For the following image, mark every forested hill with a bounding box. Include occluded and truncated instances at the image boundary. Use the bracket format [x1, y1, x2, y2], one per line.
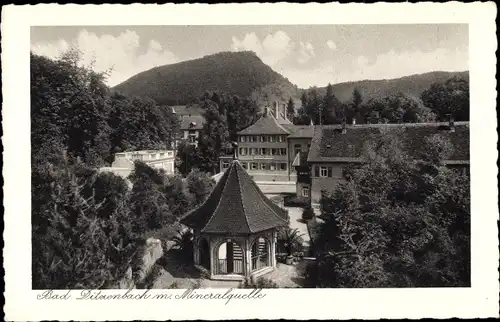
[113, 51, 301, 106]
[315, 71, 469, 103]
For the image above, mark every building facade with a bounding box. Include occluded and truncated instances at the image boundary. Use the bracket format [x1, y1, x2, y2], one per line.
[100, 150, 176, 179]
[305, 121, 470, 205]
[233, 101, 314, 182]
[172, 105, 205, 147]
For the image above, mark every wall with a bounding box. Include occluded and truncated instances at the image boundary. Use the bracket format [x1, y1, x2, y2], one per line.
[310, 163, 346, 205]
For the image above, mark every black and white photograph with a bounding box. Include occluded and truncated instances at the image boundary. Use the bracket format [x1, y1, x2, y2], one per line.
[2, 3, 498, 321]
[29, 23, 472, 289]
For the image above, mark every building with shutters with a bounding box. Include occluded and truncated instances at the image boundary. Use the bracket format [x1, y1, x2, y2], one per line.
[171, 105, 205, 147]
[233, 101, 314, 182]
[180, 160, 289, 281]
[305, 120, 470, 204]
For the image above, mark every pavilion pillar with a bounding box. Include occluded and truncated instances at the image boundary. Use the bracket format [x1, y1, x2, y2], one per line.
[193, 231, 200, 266]
[271, 230, 277, 268]
[244, 237, 252, 277]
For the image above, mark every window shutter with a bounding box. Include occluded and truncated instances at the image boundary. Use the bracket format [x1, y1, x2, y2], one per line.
[314, 165, 319, 177]
[328, 167, 333, 177]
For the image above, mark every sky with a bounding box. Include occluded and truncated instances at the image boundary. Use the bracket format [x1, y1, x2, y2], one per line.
[31, 25, 469, 88]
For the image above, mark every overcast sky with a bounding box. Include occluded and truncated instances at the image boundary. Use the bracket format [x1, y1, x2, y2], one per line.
[31, 25, 468, 88]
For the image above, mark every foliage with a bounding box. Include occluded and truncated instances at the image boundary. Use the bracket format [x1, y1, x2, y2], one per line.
[301, 206, 315, 221]
[277, 227, 305, 256]
[31, 51, 179, 167]
[311, 131, 470, 287]
[240, 276, 279, 288]
[186, 168, 215, 207]
[32, 156, 144, 289]
[421, 76, 470, 121]
[170, 229, 194, 263]
[362, 92, 435, 123]
[286, 97, 296, 121]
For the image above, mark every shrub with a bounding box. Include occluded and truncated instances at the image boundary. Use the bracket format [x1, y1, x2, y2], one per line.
[302, 206, 315, 221]
[240, 276, 279, 288]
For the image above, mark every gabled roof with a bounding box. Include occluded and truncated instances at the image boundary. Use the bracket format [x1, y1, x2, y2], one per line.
[307, 122, 470, 163]
[292, 151, 309, 167]
[237, 111, 291, 135]
[171, 104, 204, 116]
[180, 115, 205, 130]
[283, 124, 315, 138]
[180, 160, 288, 234]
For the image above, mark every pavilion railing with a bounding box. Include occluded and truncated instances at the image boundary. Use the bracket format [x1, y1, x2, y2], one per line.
[216, 259, 244, 275]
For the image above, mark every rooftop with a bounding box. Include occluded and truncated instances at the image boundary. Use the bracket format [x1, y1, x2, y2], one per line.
[180, 115, 205, 130]
[307, 122, 470, 163]
[237, 110, 291, 136]
[181, 160, 288, 234]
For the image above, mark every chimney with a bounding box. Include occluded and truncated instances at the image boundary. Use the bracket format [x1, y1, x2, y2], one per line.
[447, 114, 455, 132]
[342, 118, 347, 134]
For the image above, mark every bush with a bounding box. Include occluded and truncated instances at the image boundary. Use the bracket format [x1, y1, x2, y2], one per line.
[302, 206, 315, 221]
[240, 276, 279, 288]
[284, 195, 309, 207]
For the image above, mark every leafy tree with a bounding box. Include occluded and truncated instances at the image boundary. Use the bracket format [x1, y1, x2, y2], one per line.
[364, 93, 435, 123]
[286, 97, 296, 121]
[197, 101, 231, 174]
[311, 131, 470, 287]
[277, 227, 305, 256]
[186, 168, 215, 207]
[175, 140, 201, 176]
[421, 76, 469, 121]
[170, 229, 194, 262]
[32, 156, 144, 289]
[302, 205, 315, 221]
[129, 161, 174, 231]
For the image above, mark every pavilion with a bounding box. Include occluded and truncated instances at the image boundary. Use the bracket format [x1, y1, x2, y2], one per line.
[180, 160, 289, 281]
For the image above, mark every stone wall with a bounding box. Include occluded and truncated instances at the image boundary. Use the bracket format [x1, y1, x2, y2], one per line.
[116, 237, 164, 289]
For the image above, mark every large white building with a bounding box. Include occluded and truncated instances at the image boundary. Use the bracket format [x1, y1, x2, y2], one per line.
[100, 150, 176, 179]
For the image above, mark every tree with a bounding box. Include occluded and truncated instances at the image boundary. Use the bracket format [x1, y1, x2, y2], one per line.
[175, 140, 201, 176]
[312, 131, 470, 287]
[197, 101, 230, 174]
[32, 156, 144, 289]
[186, 168, 215, 207]
[286, 97, 296, 121]
[421, 76, 469, 121]
[364, 93, 435, 123]
[129, 161, 174, 231]
[322, 83, 344, 124]
[277, 227, 304, 256]
[349, 88, 363, 124]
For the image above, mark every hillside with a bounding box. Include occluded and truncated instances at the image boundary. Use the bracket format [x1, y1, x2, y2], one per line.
[113, 51, 300, 106]
[315, 71, 469, 103]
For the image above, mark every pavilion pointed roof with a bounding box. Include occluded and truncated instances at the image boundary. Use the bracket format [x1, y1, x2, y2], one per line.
[237, 110, 291, 135]
[180, 160, 288, 234]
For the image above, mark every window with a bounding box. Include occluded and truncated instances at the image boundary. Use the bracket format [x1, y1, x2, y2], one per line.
[269, 136, 275, 143]
[262, 148, 268, 155]
[320, 166, 328, 177]
[240, 136, 246, 143]
[302, 187, 309, 197]
[250, 148, 256, 155]
[280, 163, 287, 171]
[269, 148, 275, 156]
[242, 162, 248, 169]
[222, 162, 230, 169]
[251, 162, 258, 170]
[160, 153, 165, 157]
[188, 135, 196, 143]
[270, 163, 276, 171]
[261, 136, 267, 142]
[240, 148, 247, 156]
[278, 136, 284, 142]
[280, 148, 287, 155]
[252, 136, 258, 143]
[261, 163, 268, 170]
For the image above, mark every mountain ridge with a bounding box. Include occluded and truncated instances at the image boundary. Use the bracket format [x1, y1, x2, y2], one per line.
[112, 51, 468, 106]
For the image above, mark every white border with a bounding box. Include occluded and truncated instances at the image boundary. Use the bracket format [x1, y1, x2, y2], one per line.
[2, 3, 498, 320]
